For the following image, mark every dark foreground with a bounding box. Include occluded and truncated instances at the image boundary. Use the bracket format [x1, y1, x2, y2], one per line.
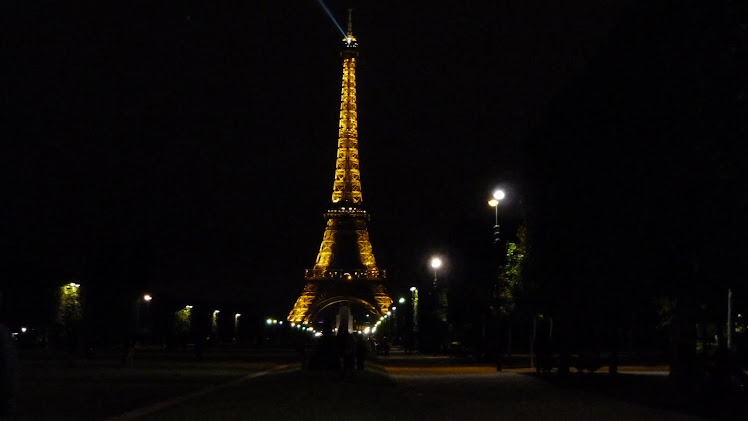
[9, 347, 746, 420]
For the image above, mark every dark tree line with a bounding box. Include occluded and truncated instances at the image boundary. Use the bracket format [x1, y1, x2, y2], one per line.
[521, 0, 747, 380]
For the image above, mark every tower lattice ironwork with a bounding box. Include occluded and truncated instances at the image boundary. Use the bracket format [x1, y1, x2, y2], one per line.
[287, 11, 392, 324]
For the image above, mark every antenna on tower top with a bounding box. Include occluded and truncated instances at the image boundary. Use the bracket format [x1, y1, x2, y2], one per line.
[347, 8, 353, 36]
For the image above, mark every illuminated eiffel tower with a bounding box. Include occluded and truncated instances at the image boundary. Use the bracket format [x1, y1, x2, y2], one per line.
[287, 11, 392, 324]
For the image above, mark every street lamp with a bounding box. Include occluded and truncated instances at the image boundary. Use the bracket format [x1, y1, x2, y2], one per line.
[410, 286, 419, 333]
[488, 188, 509, 370]
[488, 189, 505, 224]
[430, 257, 442, 288]
[234, 313, 241, 343]
[136, 293, 154, 341]
[488, 189, 506, 244]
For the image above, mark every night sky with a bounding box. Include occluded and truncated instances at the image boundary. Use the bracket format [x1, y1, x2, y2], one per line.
[4, 1, 744, 324]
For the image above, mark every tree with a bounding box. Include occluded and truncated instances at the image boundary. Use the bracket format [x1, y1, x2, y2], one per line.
[492, 224, 527, 356]
[496, 225, 527, 317]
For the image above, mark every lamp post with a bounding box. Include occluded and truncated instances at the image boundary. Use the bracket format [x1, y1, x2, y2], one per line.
[390, 306, 397, 339]
[212, 310, 220, 340]
[136, 293, 153, 343]
[488, 188, 506, 370]
[430, 256, 448, 331]
[488, 189, 505, 245]
[430, 257, 442, 288]
[234, 313, 241, 343]
[410, 286, 419, 333]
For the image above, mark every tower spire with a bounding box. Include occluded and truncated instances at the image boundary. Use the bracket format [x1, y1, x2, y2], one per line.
[332, 8, 360, 205]
[347, 8, 353, 37]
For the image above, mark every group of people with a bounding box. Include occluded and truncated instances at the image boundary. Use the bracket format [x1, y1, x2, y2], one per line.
[336, 328, 369, 372]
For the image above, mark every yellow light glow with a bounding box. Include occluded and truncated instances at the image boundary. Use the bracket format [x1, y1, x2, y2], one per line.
[488, 199, 499, 207]
[143, 294, 153, 301]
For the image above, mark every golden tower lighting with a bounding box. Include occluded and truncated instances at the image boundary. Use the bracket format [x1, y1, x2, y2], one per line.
[287, 10, 392, 324]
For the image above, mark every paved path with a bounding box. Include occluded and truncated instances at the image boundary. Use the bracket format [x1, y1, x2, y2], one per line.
[390, 370, 703, 421]
[14, 349, 739, 420]
[125, 364, 706, 420]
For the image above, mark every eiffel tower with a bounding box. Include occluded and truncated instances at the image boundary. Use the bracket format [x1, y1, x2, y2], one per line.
[287, 11, 392, 325]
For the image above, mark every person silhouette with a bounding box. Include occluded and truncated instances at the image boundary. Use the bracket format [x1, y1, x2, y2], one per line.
[0, 301, 19, 421]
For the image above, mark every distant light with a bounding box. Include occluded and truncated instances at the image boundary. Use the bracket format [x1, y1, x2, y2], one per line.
[213, 310, 220, 314]
[235, 313, 241, 318]
[398, 297, 406, 304]
[314, 332, 322, 337]
[387, 311, 391, 315]
[279, 321, 283, 325]
[488, 199, 499, 207]
[21, 327, 27, 333]
[372, 327, 377, 333]
[266, 319, 272, 325]
[493, 189, 506, 200]
[430, 257, 442, 269]
[143, 294, 153, 302]
[410, 287, 416, 292]
[391, 307, 397, 311]
[364, 327, 371, 334]
[291, 322, 296, 327]
[186, 305, 193, 309]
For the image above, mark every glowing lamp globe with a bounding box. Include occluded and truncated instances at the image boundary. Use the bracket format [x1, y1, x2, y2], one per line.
[430, 257, 443, 269]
